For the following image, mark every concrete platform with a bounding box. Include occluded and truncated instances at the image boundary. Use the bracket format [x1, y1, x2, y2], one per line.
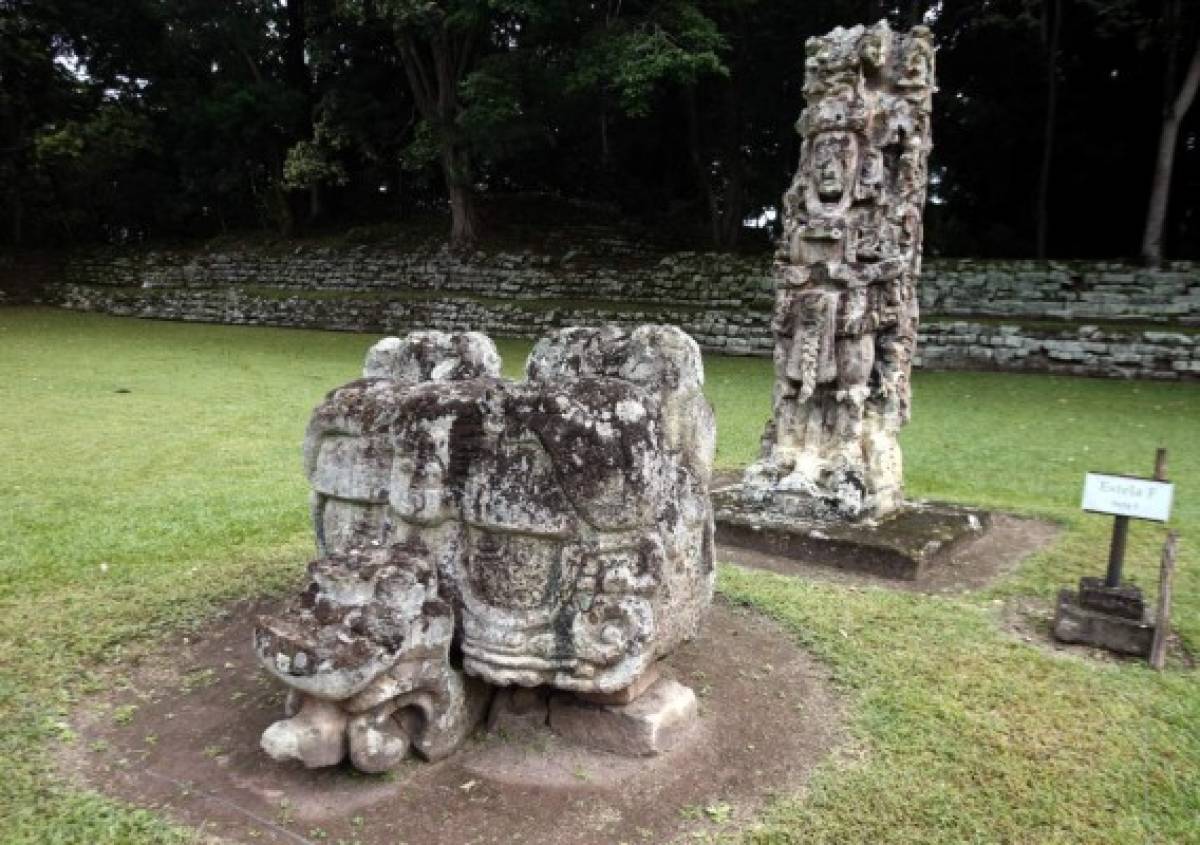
[714, 487, 990, 581]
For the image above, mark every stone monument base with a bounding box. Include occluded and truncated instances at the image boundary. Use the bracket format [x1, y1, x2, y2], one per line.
[713, 486, 989, 581]
[548, 678, 698, 756]
[1052, 579, 1154, 657]
[486, 673, 699, 757]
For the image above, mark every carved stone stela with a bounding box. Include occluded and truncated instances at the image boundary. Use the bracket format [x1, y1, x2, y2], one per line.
[254, 327, 715, 771]
[740, 21, 935, 521]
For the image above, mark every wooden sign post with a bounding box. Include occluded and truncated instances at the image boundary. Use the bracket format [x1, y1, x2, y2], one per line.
[1055, 447, 1177, 659]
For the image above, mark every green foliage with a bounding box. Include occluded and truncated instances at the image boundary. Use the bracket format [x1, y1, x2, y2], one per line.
[283, 115, 353, 191]
[567, 1, 728, 117]
[1, 1, 1199, 253]
[32, 125, 85, 161]
[283, 139, 347, 189]
[399, 119, 445, 171]
[459, 53, 554, 157]
[371, 0, 484, 28]
[34, 105, 157, 172]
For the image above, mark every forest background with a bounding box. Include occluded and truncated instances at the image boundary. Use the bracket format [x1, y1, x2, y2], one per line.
[2, 0, 1197, 263]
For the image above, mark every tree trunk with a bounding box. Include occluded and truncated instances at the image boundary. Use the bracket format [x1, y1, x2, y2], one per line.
[600, 1, 618, 170]
[397, 21, 484, 250]
[907, 0, 928, 27]
[285, 0, 309, 98]
[444, 144, 480, 248]
[718, 162, 746, 247]
[1035, 0, 1062, 259]
[600, 110, 611, 168]
[262, 149, 296, 236]
[716, 71, 748, 249]
[286, 0, 316, 228]
[8, 188, 22, 247]
[685, 77, 747, 249]
[683, 86, 717, 243]
[1141, 25, 1200, 266]
[269, 178, 296, 237]
[309, 184, 323, 223]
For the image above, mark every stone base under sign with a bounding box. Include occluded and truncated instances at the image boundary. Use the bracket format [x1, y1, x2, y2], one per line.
[1076, 576, 1147, 619]
[713, 488, 989, 581]
[1052, 580, 1155, 657]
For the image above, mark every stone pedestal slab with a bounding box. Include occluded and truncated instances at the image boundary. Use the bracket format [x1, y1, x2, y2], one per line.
[486, 686, 550, 734]
[548, 678, 698, 756]
[714, 487, 988, 580]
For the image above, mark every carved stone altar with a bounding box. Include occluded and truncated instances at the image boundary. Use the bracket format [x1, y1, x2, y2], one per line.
[734, 20, 935, 522]
[254, 327, 715, 771]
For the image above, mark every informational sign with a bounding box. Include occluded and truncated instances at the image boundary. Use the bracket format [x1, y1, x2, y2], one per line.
[1081, 473, 1174, 523]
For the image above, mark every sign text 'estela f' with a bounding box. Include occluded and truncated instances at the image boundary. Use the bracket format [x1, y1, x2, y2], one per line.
[1081, 473, 1174, 523]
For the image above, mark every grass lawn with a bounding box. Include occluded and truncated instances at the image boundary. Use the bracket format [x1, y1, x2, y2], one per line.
[1, 306, 1198, 843]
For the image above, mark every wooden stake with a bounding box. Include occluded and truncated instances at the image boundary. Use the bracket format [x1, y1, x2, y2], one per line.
[1154, 447, 1168, 482]
[1106, 449, 1169, 589]
[1149, 531, 1179, 670]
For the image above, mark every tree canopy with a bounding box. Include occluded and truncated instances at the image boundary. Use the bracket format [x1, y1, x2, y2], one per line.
[1, 0, 1197, 259]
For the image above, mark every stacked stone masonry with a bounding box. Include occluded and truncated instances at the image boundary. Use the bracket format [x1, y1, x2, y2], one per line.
[38, 244, 1200, 380]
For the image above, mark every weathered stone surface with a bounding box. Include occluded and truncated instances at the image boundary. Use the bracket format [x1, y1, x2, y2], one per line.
[362, 331, 500, 384]
[739, 20, 936, 521]
[53, 237, 1200, 329]
[256, 325, 715, 771]
[347, 708, 420, 773]
[53, 248, 1200, 328]
[714, 24, 955, 587]
[260, 697, 349, 769]
[576, 664, 661, 706]
[49, 246, 1200, 380]
[714, 498, 987, 580]
[548, 678, 698, 756]
[1076, 577, 1147, 620]
[255, 545, 491, 769]
[1052, 589, 1154, 657]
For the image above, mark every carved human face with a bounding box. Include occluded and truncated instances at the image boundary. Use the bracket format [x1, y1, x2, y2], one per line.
[901, 39, 933, 88]
[858, 149, 883, 192]
[812, 135, 853, 203]
[858, 31, 887, 70]
[817, 160, 843, 201]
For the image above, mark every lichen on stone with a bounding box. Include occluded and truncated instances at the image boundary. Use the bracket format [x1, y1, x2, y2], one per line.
[254, 325, 715, 771]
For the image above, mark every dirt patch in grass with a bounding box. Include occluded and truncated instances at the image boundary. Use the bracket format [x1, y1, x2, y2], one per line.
[717, 511, 1061, 595]
[61, 598, 845, 845]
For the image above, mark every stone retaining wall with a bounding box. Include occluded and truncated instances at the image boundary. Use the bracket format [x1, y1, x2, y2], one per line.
[917, 321, 1199, 380]
[60, 245, 777, 311]
[56, 285, 776, 356]
[58, 247, 1200, 324]
[33, 243, 1200, 380]
[55, 284, 1200, 380]
[922, 259, 1200, 324]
